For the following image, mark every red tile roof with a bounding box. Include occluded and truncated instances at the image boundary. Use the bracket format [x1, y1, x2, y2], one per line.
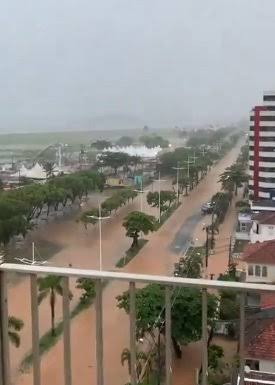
[261, 293, 275, 310]
[253, 211, 275, 225]
[246, 319, 275, 361]
[242, 240, 275, 264]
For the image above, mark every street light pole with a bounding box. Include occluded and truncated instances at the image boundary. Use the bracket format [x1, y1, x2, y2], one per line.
[87, 203, 110, 271]
[134, 178, 149, 212]
[172, 162, 184, 202]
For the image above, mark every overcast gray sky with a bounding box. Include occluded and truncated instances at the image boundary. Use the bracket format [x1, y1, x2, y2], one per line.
[1, 0, 275, 132]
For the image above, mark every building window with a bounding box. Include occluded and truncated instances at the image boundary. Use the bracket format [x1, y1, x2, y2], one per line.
[255, 265, 261, 276]
[246, 359, 260, 371]
[240, 223, 248, 232]
[248, 265, 254, 276]
[262, 266, 268, 277]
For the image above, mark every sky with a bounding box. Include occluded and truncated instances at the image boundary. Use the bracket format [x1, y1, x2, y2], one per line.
[1, 0, 275, 132]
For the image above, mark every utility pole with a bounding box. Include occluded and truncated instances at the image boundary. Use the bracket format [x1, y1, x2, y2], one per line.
[184, 156, 195, 179]
[87, 203, 110, 271]
[153, 172, 166, 223]
[172, 162, 184, 202]
[228, 236, 232, 267]
[205, 226, 209, 269]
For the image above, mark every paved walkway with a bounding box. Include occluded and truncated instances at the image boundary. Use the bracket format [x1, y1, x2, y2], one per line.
[12, 143, 242, 385]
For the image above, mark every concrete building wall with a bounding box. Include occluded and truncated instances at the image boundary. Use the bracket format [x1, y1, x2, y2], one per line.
[260, 359, 275, 373]
[250, 223, 275, 243]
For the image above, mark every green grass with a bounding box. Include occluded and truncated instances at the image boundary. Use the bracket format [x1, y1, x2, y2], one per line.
[186, 245, 206, 258]
[155, 202, 181, 229]
[116, 239, 148, 268]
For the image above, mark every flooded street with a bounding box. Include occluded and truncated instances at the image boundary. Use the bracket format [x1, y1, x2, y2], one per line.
[10, 143, 242, 385]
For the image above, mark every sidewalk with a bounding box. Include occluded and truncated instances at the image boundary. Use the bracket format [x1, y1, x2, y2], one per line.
[171, 194, 241, 385]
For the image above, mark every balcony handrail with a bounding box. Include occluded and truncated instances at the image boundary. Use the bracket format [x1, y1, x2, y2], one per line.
[1, 262, 275, 293]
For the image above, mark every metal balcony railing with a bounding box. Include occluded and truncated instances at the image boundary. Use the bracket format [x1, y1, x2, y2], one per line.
[0, 263, 275, 385]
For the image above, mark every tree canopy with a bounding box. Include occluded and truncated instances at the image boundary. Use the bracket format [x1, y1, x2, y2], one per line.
[91, 140, 112, 150]
[116, 136, 134, 147]
[123, 211, 156, 248]
[147, 191, 176, 215]
[97, 151, 131, 174]
[0, 170, 105, 246]
[139, 135, 169, 148]
[117, 284, 218, 349]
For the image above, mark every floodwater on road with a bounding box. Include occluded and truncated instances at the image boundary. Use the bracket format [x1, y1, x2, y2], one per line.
[170, 210, 202, 255]
[7, 142, 243, 385]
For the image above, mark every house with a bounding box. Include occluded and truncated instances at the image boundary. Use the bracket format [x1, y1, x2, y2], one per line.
[235, 212, 252, 241]
[242, 240, 275, 283]
[235, 308, 275, 384]
[251, 212, 275, 243]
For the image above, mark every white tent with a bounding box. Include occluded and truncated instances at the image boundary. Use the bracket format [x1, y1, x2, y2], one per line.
[102, 145, 162, 158]
[26, 163, 47, 179]
[11, 165, 29, 178]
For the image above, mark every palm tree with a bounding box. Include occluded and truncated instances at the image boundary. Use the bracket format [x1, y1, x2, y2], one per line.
[121, 347, 155, 384]
[43, 161, 55, 179]
[121, 347, 131, 377]
[8, 316, 24, 347]
[37, 275, 65, 336]
[219, 163, 248, 196]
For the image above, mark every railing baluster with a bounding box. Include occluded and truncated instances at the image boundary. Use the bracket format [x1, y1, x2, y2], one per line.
[0, 317, 3, 385]
[95, 280, 104, 385]
[239, 292, 246, 385]
[30, 274, 40, 385]
[129, 282, 137, 385]
[201, 288, 208, 385]
[62, 277, 72, 385]
[0, 272, 10, 385]
[165, 286, 172, 385]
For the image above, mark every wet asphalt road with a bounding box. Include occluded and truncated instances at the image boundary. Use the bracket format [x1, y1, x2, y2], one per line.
[169, 210, 203, 255]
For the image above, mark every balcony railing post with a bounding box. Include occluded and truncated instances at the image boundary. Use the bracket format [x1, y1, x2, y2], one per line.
[30, 274, 40, 385]
[0, 271, 10, 385]
[95, 280, 104, 385]
[201, 288, 208, 385]
[62, 277, 72, 385]
[129, 282, 137, 385]
[165, 286, 172, 385]
[239, 292, 246, 385]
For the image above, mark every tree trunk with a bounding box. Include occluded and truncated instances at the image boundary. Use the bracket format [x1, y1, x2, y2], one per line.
[131, 233, 139, 249]
[185, 185, 188, 196]
[50, 290, 56, 336]
[172, 336, 182, 358]
[157, 331, 161, 385]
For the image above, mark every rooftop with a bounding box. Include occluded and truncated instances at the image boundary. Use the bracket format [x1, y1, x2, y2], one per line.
[253, 211, 275, 225]
[261, 293, 275, 310]
[246, 318, 275, 361]
[242, 240, 275, 264]
[251, 200, 275, 212]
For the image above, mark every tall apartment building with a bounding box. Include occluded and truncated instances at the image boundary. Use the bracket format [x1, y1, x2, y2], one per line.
[249, 91, 275, 207]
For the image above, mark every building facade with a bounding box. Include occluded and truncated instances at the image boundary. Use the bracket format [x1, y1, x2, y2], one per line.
[249, 91, 275, 201]
[242, 240, 275, 283]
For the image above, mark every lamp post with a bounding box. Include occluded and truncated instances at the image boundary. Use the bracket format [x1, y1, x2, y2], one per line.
[134, 178, 149, 212]
[87, 204, 110, 271]
[153, 172, 166, 223]
[172, 162, 184, 202]
[184, 156, 195, 192]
